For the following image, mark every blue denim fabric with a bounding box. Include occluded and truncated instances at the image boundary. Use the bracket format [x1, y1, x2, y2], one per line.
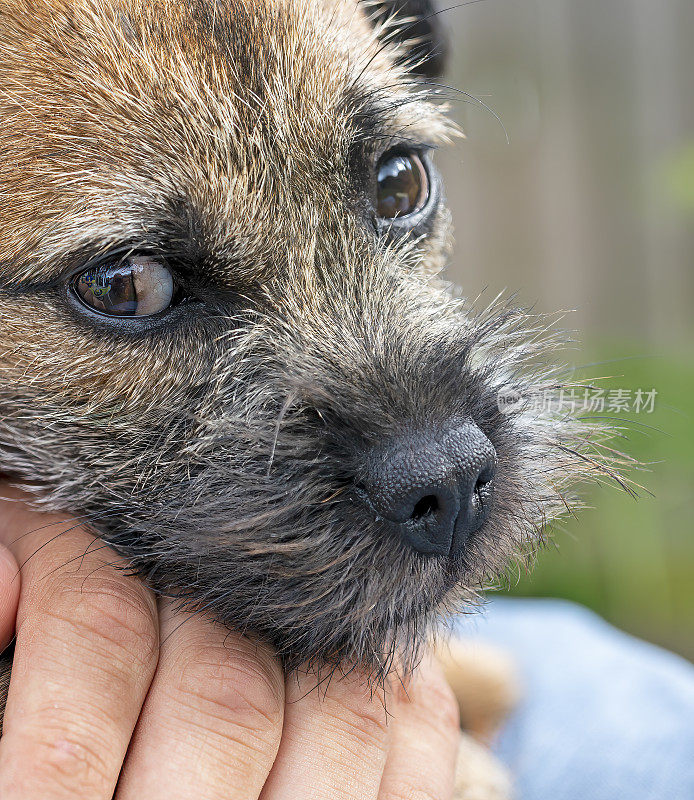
[455, 598, 694, 800]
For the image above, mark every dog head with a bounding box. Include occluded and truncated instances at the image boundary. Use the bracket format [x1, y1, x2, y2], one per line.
[0, 0, 618, 676]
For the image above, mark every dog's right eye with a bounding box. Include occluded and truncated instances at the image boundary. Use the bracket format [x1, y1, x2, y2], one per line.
[375, 150, 429, 219]
[73, 257, 176, 317]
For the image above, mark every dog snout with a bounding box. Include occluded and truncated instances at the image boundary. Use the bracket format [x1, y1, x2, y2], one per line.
[362, 421, 497, 558]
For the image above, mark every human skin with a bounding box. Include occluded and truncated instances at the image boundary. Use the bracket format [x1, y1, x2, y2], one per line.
[0, 485, 461, 800]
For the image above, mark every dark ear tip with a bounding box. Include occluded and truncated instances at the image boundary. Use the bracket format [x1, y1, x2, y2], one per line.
[364, 0, 450, 79]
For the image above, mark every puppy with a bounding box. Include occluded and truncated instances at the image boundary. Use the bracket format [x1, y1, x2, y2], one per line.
[0, 0, 621, 795]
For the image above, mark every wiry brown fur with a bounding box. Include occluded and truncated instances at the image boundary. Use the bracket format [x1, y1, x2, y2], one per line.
[0, 0, 625, 696]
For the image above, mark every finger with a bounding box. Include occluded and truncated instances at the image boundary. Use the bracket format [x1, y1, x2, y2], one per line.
[378, 655, 460, 800]
[260, 664, 392, 800]
[0, 544, 20, 651]
[116, 598, 285, 800]
[0, 488, 159, 800]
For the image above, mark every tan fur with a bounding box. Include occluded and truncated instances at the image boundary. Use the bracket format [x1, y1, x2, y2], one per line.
[438, 638, 518, 800]
[0, 0, 454, 411]
[454, 731, 514, 800]
[439, 638, 521, 742]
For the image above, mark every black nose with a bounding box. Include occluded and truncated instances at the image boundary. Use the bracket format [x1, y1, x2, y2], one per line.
[363, 422, 497, 558]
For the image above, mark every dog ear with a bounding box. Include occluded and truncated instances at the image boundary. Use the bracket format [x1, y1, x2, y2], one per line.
[363, 0, 449, 79]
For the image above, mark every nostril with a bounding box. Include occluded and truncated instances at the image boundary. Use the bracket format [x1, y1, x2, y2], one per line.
[475, 475, 490, 493]
[475, 460, 496, 491]
[411, 494, 440, 521]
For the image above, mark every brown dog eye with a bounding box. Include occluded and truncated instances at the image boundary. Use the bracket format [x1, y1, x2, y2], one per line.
[375, 151, 429, 219]
[75, 257, 175, 317]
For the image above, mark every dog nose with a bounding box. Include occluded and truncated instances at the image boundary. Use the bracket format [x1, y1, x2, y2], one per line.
[364, 422, 497, 558]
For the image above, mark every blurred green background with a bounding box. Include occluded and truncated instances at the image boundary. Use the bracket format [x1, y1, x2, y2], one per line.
[438, 0, 694, 659]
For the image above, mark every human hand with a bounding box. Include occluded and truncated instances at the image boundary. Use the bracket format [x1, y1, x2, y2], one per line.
[0, 485, 461, 799]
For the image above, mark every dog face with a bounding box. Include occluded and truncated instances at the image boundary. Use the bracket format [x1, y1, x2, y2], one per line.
[0, 0, 614, 675]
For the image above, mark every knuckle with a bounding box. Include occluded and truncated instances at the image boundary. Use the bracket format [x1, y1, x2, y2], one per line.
[173, 637, 284, 732]
[40, 572, 158, 669]
[19, 721, 113, 797]
[323, 681, 390, 751]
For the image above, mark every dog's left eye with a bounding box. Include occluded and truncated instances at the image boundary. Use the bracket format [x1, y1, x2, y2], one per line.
[74, 257, 175, 317]
[375, 150, 429, 219]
